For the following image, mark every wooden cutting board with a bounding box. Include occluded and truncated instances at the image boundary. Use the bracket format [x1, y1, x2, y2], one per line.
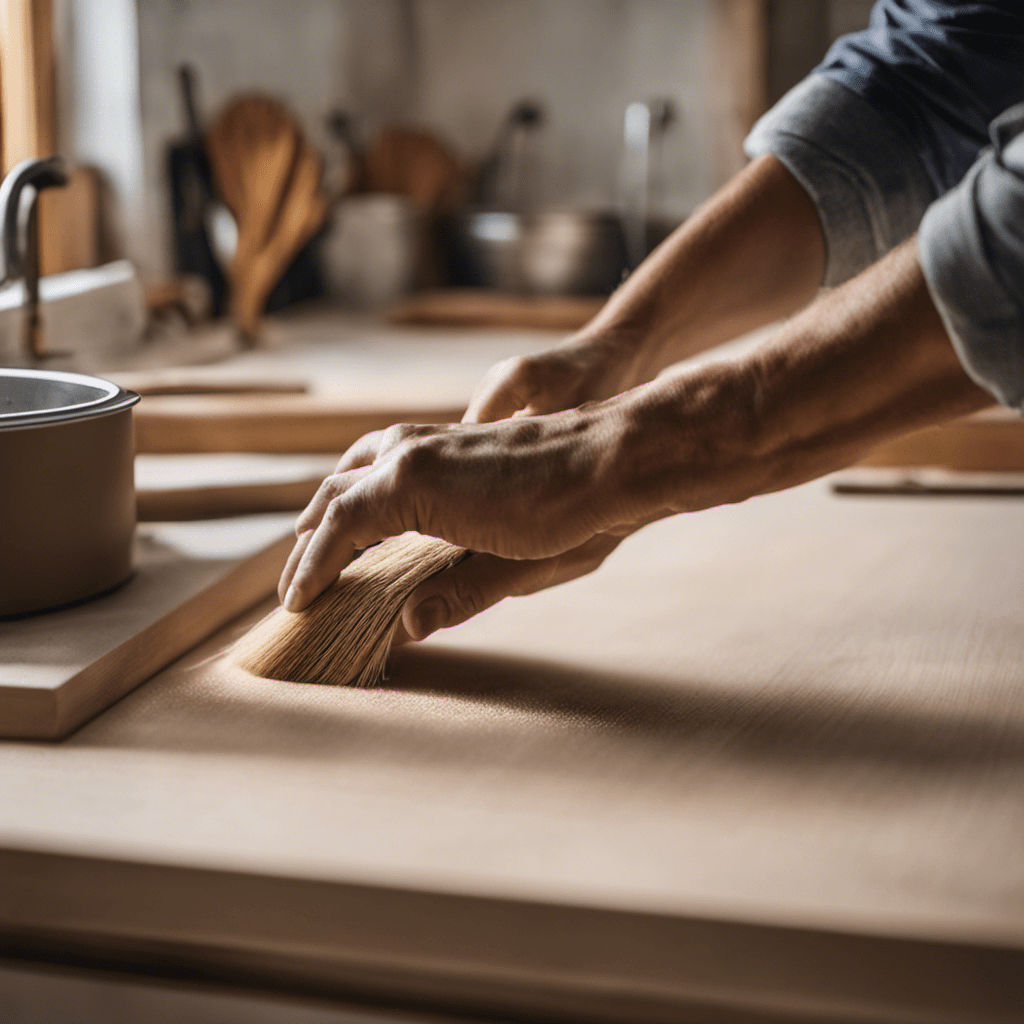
[0, 518, 293, 740]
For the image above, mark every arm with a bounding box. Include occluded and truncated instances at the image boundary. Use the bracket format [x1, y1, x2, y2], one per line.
[467, 154, 824, 422]
[279, 239, 990, 630]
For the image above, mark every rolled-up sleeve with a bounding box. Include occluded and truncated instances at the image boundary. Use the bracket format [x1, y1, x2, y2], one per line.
[745, 75, 936, 287]
[744, 0, 1024, 287]
[919, 106, 1024, 410]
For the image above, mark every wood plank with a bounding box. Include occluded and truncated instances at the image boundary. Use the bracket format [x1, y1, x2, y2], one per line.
[858, 406, 1024, 472]
[133, 393, 465, 454]
[2, 483, 1022, 1020]
[0, 520, 293, 740]
[710, 0, 769, 184]
[388, 290, 605, 332]
[0, 0, 55, 172]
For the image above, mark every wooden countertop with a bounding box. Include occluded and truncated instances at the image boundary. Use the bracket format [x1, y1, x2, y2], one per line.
[3, 480, 1023, 1023]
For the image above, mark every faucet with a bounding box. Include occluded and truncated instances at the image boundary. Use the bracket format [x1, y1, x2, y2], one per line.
[0, 156, 69, 361]
[621, 99, 676, 269]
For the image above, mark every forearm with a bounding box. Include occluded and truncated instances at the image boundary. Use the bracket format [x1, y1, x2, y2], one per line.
[578, 154, 826, 388]
[606, 238, 992, 520]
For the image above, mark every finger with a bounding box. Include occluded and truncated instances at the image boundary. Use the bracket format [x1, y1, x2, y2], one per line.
[284, 481, 402, 612]
[333, 430, 385, 474]
[464, 357, 538, 424]
[402, 553, 560, 640]
[294, 466, 372, 536]
[278, 528, 314, 603]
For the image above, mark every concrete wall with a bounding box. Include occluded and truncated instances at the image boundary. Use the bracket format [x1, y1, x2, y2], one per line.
[74, 0, 874, 276]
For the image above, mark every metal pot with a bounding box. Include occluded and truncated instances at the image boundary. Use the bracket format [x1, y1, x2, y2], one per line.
[441, 210, 629, 295]
[0, 368, 139, 617]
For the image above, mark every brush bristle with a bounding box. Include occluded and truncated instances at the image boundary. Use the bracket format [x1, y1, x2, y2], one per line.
[231, 533, 465, 685]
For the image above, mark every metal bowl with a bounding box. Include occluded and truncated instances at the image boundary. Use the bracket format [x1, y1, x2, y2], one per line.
[0, 368, 140, 617]
[440, 210, 630, 295]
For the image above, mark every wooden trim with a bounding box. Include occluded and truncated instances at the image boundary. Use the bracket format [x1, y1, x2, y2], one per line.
[709, 0, 770, 185]
[0, 0, 55, 171]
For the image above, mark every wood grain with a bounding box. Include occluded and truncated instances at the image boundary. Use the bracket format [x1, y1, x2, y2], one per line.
[0, 524, 293, 740]
[2, 483, 1022, 1020]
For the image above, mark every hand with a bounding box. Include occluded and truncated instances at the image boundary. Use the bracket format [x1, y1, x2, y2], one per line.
[278, 403, 647, 614]
[466, 330, 642, 422]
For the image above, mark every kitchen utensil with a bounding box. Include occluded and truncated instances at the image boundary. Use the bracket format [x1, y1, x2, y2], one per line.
[233, 138, 327, 337]
[362, 126, 463, 209]
[471, 99, 545, 210]
[0, 520, 293, 739]
[621, 98, 676, 267]
[206, 95, 328, 340]
[521, 211, 630, 294]
[442, 209, 629, 295]
[0, 367, 139, 618]
[321, 193, 425, 307]
[0, 156, 69, 359]
[166, 65, 230, 315]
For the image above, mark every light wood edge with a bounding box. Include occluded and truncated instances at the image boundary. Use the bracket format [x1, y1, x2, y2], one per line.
[136, 476, 324, 521]
[858, 408, 1024, 473]
[709, 0, 769, 185]
[1, 850, 1021, 1024]
[1, 533, 293, 741]
[133, 401, 466, 454]
[0, 0, 55, 172]
[388, 291, 605, 332]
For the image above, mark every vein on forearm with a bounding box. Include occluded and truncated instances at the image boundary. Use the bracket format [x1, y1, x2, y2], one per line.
[610, 238, 992, 520]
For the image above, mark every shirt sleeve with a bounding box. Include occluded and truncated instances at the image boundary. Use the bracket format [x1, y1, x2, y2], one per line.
[919, 105, 1024, 411]
[744, 0, 1024, 287]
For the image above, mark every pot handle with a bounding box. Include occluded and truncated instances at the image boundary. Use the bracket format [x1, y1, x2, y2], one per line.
[0, 156, 68, 284]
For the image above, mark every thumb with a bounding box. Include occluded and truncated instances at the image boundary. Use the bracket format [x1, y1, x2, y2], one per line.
[465, 356, 540, 424]
[402, 553, 557, 640]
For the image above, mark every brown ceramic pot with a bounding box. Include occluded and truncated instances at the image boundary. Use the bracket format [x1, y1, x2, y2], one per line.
[1, 368, 140, 617]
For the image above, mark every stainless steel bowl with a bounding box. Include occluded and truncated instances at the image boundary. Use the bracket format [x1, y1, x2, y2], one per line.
[1, 368, 140, 617]
[441, 210, 630, 295]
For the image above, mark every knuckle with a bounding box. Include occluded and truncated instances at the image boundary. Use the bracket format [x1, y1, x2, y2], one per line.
[451, 572, 487, 617]
[506, 355, 538, 386]
[322, 495, 347, 526]
[391, 439, 434, 484]
[380, 423, 413, 449]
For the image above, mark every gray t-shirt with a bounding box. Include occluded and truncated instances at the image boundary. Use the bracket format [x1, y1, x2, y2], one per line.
[744, 0, 1024, 409]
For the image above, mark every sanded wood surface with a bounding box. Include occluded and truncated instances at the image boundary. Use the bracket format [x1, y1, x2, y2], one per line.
[133, 393, 466, 454]
[0, 518, 293, 739]
[2, 483, 1023, 1021]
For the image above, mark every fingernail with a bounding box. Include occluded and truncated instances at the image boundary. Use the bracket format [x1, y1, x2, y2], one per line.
[283, 584, 302, 612]
[412, 596, 449, 638]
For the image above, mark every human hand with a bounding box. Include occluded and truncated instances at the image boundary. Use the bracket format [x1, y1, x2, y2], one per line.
[465, 329, 642, 422]
[278, 403, 648, 614]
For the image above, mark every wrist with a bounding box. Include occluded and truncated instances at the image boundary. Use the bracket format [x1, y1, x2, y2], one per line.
[600, 359, 768, 523]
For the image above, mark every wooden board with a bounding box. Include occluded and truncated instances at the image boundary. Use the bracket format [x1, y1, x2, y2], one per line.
[0, 518, 293, 740]
[388, 290, 606, 331]
[833, 466, 1024, 496]
[134, 454, 336, 521]
[858, 406, 1024, 472]
[2, 483, 1023, 1022]
[133, 393, 466, 454]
